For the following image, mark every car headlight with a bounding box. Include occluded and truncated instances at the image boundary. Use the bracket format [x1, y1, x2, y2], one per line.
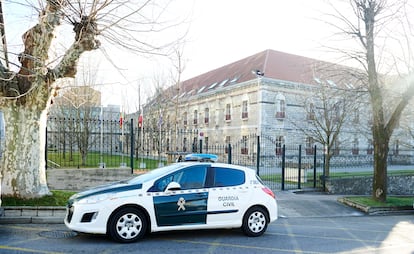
[77, 193, 115, 204]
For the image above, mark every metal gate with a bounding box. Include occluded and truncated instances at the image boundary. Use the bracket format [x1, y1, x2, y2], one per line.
[228, 134, 324, 191]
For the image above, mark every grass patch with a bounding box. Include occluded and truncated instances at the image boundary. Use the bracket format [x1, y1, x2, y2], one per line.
[47, 151, 161, 169]
[345, 196, 413, 207]
[329, 170, 414, 178]
[1, 190, 76, 207]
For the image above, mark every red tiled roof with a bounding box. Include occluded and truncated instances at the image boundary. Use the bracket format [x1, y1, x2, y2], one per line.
[166, 49, 364, 100]
[179, 49, 339, 94]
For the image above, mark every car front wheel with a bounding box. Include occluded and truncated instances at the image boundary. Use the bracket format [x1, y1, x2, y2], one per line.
[108, 207, 147, 243]
[242, 207, 269, 237]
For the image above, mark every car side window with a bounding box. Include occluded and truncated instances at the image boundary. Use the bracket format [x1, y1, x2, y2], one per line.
[148, 165, 207, 192]
[178, 166, 207, 190]
[213, 167, 245, 187]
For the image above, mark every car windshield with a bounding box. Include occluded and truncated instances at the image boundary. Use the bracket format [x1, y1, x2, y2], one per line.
[127, 164, 185, 185]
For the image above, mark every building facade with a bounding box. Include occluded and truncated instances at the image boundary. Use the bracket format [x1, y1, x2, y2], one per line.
[142, 49, 412, 160]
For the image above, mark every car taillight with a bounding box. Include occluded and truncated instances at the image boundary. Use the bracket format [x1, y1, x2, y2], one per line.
[262, 187, 275, 199]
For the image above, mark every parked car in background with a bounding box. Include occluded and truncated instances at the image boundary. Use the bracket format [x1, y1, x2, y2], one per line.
[65, 154, 278, 243]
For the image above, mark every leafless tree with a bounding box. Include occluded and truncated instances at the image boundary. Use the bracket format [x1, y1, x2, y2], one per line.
[293, 81, 362, 179]
[0, 0, 184, 200]
[325, 0, 414, 202]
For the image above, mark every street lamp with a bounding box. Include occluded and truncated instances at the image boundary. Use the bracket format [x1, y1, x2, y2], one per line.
[252, 70, 264, 136]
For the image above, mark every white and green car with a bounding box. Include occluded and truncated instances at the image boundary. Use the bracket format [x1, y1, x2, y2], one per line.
[64, 154, 278, 243]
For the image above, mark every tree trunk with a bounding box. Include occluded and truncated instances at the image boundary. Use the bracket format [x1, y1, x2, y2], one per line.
[372, 128, 388, 202]
[1, 103, 51, 198]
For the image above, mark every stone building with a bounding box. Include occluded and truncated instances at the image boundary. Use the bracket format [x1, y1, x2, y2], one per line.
[142, 49, 413, 159]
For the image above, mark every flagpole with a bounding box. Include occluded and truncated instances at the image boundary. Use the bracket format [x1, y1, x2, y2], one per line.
[158, 108, 162, 167]
[120, 107, 125, 168]
[99, 105, 104, 168]
[138, 84, 145, 169]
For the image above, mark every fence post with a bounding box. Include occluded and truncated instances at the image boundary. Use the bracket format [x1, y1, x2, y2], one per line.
[281, 144, 285, 190]
[313, 145, 317, 188]
[298, 144, 302, 189]
[256, 135, 260, 176]
[322, 148, 326, 191]
[227, 144, 232, 164]
[130, 119, 134, 174]
[45, 128, 48, 170]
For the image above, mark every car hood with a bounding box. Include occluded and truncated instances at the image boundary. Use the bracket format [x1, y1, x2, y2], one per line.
[67, 180, 143, 206]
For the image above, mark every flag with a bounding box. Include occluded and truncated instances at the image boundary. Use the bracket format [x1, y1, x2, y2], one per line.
[119, 112, 123, 129]
[138, 114, 143, 128]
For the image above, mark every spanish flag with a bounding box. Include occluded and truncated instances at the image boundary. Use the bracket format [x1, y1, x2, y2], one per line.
[138, 114, 143, 128]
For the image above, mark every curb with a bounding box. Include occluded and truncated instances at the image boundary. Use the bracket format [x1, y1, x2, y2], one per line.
[0, 206, 65, 224]
[338, 197, 414, 215]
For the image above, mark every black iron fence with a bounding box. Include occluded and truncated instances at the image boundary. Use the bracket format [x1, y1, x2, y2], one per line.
[46, 118, 414, 191]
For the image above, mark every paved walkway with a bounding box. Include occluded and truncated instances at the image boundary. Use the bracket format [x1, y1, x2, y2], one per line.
[275, 190, 365, 218]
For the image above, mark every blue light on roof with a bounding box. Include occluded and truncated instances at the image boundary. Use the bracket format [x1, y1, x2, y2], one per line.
[184, 153, 218, 162]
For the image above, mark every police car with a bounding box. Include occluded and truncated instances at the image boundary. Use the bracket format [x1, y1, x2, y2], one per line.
[64, 154, 278, 243]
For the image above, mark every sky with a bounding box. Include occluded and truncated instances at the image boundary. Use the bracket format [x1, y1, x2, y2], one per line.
[2, 0, 350, 113]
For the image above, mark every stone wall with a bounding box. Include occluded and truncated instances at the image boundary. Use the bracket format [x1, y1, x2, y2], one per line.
[326, 175, 414, 195]
[46, 168, 133, 191]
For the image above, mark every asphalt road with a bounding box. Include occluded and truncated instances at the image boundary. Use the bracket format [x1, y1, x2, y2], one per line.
[1, 191, 413, 253]
[1, 215, 414, 254]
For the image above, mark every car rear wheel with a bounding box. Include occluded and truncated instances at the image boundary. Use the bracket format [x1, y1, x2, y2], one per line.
[108, 207, 147, 243]
[242, 207, 268, 237]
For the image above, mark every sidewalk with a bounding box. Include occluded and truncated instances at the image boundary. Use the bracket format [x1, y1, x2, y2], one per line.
[275, 190, 365, 218]
[1, 191, 412, 224]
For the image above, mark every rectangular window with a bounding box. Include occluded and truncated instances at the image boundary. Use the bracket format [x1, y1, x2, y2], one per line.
[241, 135, 248, 154]
[353, 110, 359, 124]
[352, 138, 359, 155]
[393, 140, 399, 155]
[242, 100, 248, 119]
[367, 139, 373, 154]
[305, 137, 314, 155]
[225, 136, 231, 154]
[204, 108, 209, 124]
[307, 103, 315, 120]
[333, 140, 340, 155]
[276, 99, 286, 119]
[193, 110, 198, 125]
[183, 112, 187, 126]
[275, 136, 284, 155]
[225, 104, 231, 121]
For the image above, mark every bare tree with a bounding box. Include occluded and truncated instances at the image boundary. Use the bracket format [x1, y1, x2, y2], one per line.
[0, 0, 183, 200]
[325, 0, 414, 202]
[50, 84, 101, 166]
[292, 81, 361, 179]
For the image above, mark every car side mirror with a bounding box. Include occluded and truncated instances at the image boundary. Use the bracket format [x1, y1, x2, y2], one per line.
[165, 182, 181, 192]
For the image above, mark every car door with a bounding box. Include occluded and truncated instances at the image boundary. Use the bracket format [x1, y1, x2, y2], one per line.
[206, 167, 247, 225]
[151, 165, 209, 227]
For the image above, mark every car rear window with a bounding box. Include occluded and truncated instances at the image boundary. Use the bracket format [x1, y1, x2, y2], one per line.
[213, 167, 245, 187]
